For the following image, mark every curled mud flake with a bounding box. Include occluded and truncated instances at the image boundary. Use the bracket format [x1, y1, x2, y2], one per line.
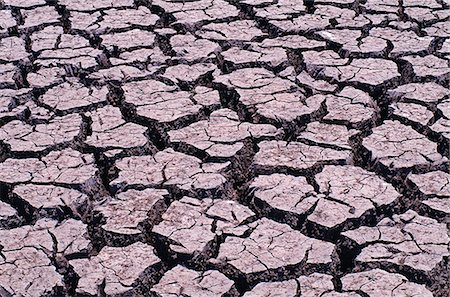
[322, 87, 378, 129]
[103, 149, 124, 159]
[0, 88, 33, 122]
[88, 65, 160, 83]
[251, 165, 400, 234]
[101, 29, 156, 52]
[250, 174, 320, 225]
[29, 26, 64, 51]
[152, 197, 254, 256]
[408, 171, 450, 198]
[151, 265, 236, 297]
[221, 45, 289, 69]
[438, 39, 450, 56]
[437, 99, 450, 115]
[350, 36, 388, 57]
[401, 55, 450, 79]
[0, 218, 91, 256]
[390, 102, 434, 126]
[192, 86, 222, 107]
[27, 67, 66, 89]
[109, 47, 168, 66]
[342, 210, 449, 295]
[362, 120, 447, 171]
[388, 20, 418, 30]
[95, 188, 169, 236]
[30, 26, 90, 52]
[430, 118, 450, 143]
[153, 0, 239, 26]
[85, 106, 150, 151]
[206, 199, 256, 235]
[210, 218, 335, 282]
[368, 27, 433, 57]
[31, 28, 102, 69]
[322, 58, 400, 87]
[0, 37, 28, 62]
[322, 292, 361, 297]
[123, 80, 220, 125]
[3, 0, 46, 7]
[269, 13, 328, 33]
[58, 0, 134, 11]
[403, 0, 442, 8]
[425, 20, 450, 37]
[420, 198, 450, 222]
[168, 109, 280, 158]
[0, 114, 82, 153]
[404, 6, 450, 23]
[69, 11, 102, 31]
[308, 165, 400, 230]
[0, 149, 102, 196]
[0, 201, 20, 228]
[243, 279, 299, 297]
[214, 68, 324, 123]
[303, 50, 349, 69]
[407, 171, 450, 221]
[170, 33, 220, 62]
[19, 6, 60, 29]
[316, 0, 357, 4]
[0, 247, 65, 297]
[85, 7, 159, 32]
[318, 29, 387, 57]
[36, 47, 103, 69]
[196, 20, 266, 42]
[0, 64, 17, 87]
[253, 0, 306, 20]
[299, 273, 347, 297]
[387, 82, 450, 106]
[298, 122, 360, 150]
[214, 67, 292, 90]
[70, 242, 161, 296]
[270, 5, 370, 33]
[239, 0, 280, 4]
[12, 184, 90, 218]
[0, 158, 45, 184]
[110, 149, 228, 196]
[362, 0, 399, 13]
[296, 71, 338, 93]
[244, 91, 322, 123]
[0, 10, 16, 35]
[39, 80, 108, 113]
[243, 273, 335, 297]
[22, 102, 54, 121]
[36, 149, 100, 185]
[154, 28, 177, 36]
[341, 269, 433, 297]
[162, 63, 217, 84]
[259, 35, 326, 51]
[252, 140, 351, 174]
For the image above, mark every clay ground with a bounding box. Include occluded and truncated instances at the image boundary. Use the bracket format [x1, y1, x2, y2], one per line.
[0, 0, 449, 296]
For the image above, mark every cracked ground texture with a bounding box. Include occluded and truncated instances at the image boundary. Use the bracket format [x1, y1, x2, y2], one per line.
[0, 0, 448, 296]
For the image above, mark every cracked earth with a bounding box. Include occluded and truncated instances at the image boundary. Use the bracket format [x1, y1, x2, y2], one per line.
[0, 0, 449, 296]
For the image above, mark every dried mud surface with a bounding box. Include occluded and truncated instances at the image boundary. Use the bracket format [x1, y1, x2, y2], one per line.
[0, 0, 449, 296]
